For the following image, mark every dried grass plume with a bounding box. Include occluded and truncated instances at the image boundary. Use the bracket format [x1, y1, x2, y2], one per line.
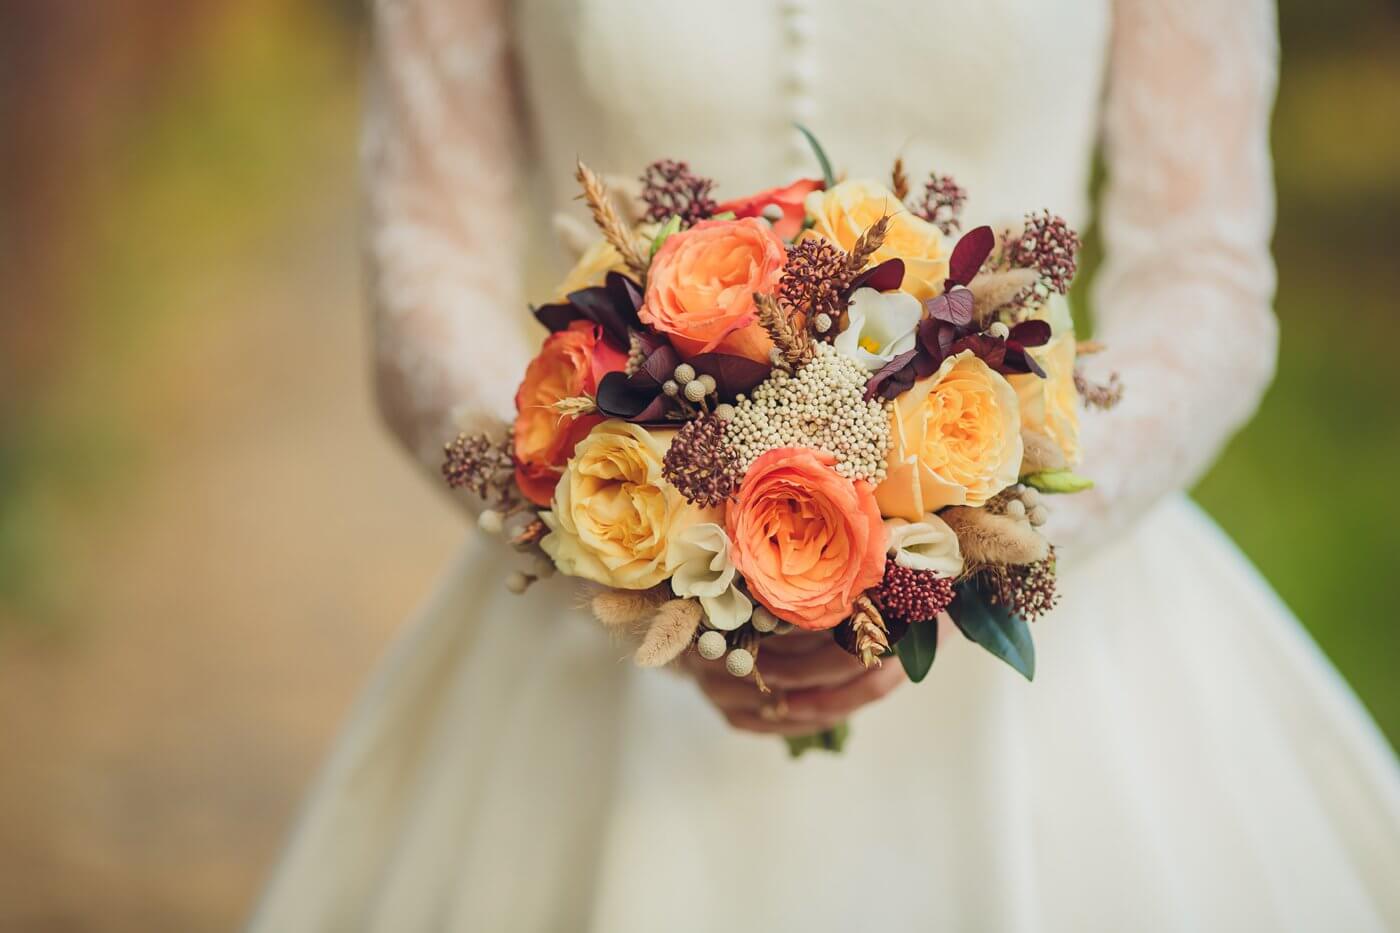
[634, 598, 704, 667]
[591, 585, 671, 633]
[942, 505, 1050, 567]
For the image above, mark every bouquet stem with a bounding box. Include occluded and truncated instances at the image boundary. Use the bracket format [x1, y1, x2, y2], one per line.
[783, 721, 849, 757]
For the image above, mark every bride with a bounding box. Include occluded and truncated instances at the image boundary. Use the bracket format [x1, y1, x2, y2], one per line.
[251, 0, 1400, 929]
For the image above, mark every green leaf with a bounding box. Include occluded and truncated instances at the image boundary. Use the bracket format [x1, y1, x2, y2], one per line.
[950, 581, 1036, 681]
[710, 210, 736, 221]
[649, 214, 683, 256]
[784, 722, 850, 757]
[793, 123, 837, 188]
[893, 620, 938, 683]
[1022, 469, 1095, 494]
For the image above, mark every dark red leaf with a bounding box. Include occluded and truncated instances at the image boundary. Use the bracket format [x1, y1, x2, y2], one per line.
[1008, 319, 1051, 347]
[534, 272, 644, 353]
[946, 225, 995, 287]
[688, 352, 771, 398]
[596, 371, 655, 419]
[952, 334, 1006, 370]
[864, 348, 921, 400]
[847, 258, 905, 295]
[637, 343, 681, 388]
[913, 351, 940, 378]
[1002, 345, 1047, 377]
[924, 289, 974, 327]
[532, 300, 578, 334]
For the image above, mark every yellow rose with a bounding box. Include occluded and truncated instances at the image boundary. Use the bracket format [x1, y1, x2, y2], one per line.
[550, 238, 629, 302]
[1011, 332, 1081, 467]
[541, 421, 716, 589]
[875, 351, 1023, 521]
[804, 180, 948, 301]
[549, 223, 656, 302]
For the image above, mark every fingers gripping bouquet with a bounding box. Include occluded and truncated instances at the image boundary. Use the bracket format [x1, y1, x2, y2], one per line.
[442, 133, 1122, 755]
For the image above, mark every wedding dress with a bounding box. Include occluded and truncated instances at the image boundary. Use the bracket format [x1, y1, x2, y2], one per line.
[250, 0, 1400, 929]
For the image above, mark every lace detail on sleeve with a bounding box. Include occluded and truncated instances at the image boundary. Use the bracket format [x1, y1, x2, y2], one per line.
[1049, 0, 1280, 553]
[364, 0, 532, 492]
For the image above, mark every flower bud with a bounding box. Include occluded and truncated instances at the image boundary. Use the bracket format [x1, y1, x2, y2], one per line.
[697, 630, 727, 661]
[477, 509, 504, 535]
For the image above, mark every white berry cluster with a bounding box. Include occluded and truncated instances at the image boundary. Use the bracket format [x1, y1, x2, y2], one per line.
[723, 342, 891, 482]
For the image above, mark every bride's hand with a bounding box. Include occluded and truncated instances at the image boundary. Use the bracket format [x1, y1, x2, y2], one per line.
[682, 632, 906, 736]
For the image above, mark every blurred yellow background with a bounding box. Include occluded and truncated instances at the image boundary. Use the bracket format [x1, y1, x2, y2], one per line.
[1, 2, 1397, 929]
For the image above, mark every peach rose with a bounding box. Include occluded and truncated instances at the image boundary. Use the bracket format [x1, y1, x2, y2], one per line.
[513, 321, 627, 506]
[804, 179, 948, 301]
[639, 217, 786, 363]
[726, 447, 887, 631]
[715, 178, 824, 240]
[875, 350, 1023, 521]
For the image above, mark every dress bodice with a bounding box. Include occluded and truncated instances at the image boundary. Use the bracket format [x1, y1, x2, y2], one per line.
[512, 0, 1110, 277]
[363, 0, 1280, 553]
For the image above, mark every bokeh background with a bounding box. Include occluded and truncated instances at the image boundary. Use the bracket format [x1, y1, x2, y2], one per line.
[1, 1, 1397, 929]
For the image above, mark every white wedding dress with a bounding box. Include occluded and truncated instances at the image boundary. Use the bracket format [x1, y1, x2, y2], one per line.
[250, 1, 1400, 930]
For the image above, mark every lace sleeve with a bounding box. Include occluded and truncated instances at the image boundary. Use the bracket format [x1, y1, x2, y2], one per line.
[364, 0, 532, 498]
[1050, 0, 1280, 552]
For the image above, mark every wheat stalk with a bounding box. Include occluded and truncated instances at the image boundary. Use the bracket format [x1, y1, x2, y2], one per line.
[850, 595, 890, 669]
[575, 159, 649, 279]
[755, 292, 815, 368]
[844, 214, 890, 276]
[891, 157, 910, 201]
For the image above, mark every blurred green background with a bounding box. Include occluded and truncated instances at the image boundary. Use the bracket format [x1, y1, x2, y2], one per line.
[1, 1, 1397, 930]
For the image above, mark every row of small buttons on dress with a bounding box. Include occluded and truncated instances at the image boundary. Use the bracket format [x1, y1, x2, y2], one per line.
[779, 0, 818, 173]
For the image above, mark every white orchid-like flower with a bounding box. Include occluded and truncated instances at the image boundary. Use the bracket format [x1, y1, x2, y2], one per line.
[884, 515, 964, 577]
[667, 523, 753, 630]
[834, 287, 923, 371]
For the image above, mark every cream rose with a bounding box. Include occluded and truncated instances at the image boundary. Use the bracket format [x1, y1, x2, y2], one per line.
[804, 180, 948, 301]
[884, 515, 964, 577]
[541, 421, 715, 589]
[875, 350, 1023, 521]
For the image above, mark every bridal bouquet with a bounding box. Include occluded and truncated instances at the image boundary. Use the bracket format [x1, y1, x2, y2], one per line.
[442, 132, 1118, 754]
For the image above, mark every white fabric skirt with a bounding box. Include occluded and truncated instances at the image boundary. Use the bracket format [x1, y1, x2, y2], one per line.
[249, 496, 1400, 932]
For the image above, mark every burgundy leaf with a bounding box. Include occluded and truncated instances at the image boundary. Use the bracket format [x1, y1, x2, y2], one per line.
[532, 300, 578, 334]
[1008, 319, 1051, 347]
[847, 258, 905, 295]
[945, 225, 995, 287]
[1001, 347, 1047, 378]
[952, 334, 1006, 370]
[913, 351, 940, 379]
[534, 272, 644, 352]
[864, 348, 921, 401]
[688, 352, 771, 398]
[924, 289, 974, 327]
[596, 371, 656, 419]
[637, 343, 682, 388]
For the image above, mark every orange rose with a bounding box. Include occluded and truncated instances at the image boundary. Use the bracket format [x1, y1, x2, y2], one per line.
[715, 178, 824, 240]
[640, 217, 786, 363]
[514, 321, 627, 505]
[726, 447, 887, 631]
